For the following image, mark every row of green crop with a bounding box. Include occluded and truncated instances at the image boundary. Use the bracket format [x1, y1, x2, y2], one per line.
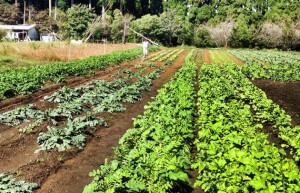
[228, 50, 300, 81]
[0, 47, 159, 100]
[223, 64, 300, 161]
[149, 49, 173, 61]
[193, 63, 300, 192]
[209, 50, 234, 64]
[242, 63, 300, 81]
[230, 50, 300, 65]
[156, 49, 180, 62]
[163, 49, 183, 62]
[149, 49, 181, 62]
[84, 51, 196, 193]
[147, 49, 169, 61]
[228, 50, 263, 64]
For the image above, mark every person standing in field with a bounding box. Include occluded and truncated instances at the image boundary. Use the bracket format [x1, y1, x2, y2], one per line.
[142, 39, 149, 58]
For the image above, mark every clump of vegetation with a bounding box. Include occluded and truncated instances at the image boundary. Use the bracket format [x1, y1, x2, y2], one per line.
[0, 173, 38, 193]
[0, 29, 7, 42]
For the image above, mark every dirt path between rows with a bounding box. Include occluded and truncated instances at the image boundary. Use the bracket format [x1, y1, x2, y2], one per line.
[34, 50, 189, 193]
[201, 50, 212, 64]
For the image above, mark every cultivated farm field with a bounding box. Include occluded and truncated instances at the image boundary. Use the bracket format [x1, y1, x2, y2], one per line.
[0, 46, 300, 193]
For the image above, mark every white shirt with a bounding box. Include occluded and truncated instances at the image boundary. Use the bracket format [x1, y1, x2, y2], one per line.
[142, 41, 149, 49]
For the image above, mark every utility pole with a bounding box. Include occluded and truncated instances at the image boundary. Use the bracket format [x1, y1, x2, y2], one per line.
[54, 0, 57, 20]
[101, 0, 105, 21]
[28, 6, 31, 22]
[120, 0, 123, 13]
[89, 0, 91, 10]
[23, 0, 26, 24]
[49, 0, 52, 16]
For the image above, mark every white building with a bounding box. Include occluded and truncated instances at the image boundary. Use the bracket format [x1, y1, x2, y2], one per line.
[0, 24, 39, 41]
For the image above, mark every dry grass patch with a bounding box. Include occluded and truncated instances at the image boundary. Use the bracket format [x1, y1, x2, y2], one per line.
[0, 42, 139, 62]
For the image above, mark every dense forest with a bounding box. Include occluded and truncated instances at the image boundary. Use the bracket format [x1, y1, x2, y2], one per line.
[0, 0, 300, 50]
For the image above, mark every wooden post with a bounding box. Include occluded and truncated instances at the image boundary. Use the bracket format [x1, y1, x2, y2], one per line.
[54, 0, 57, 20]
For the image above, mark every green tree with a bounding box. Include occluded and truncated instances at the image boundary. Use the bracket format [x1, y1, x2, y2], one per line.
[57, 0, 67, 10]
[155, 9, 182, 46]
[178, 19, 193, 45]
[132, 14, 159, 42]
[229, 15, 252, 48]
[110, 9, 133, 43]
[66, 4, 95, 39]
[193, 26, 215, 48]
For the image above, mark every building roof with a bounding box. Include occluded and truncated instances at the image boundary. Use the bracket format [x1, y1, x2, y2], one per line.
[0, 24, 36, 30]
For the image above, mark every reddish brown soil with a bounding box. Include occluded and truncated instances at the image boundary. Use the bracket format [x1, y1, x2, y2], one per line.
[223, 50, 244, 66]
[188, 65, 205, 193]
[253, 79, 300, 159]
[201, 50, 213, 64]
[0, 50, 188, 192]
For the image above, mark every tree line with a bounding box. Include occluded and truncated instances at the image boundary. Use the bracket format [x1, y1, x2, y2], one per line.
[0, 0, 299, 50]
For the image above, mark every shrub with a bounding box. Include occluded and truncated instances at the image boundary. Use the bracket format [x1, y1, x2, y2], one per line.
[0, 29, 7, 41]
[193, 26, 215, 48]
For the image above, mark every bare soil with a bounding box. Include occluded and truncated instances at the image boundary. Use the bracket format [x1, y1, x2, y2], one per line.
[190, 64, 205, 193]
[201, 50, 213, 64]
[253, 79, 300, 126]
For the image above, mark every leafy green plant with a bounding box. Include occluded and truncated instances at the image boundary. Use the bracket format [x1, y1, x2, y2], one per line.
[93, 98, 126, 113]
[0, 104, 45, 126]
[46, 100, 89, 124]
[229, 49, 300, 81]
[44, 85, 92, 103]
[0, 173, 38, 193]
[36, 115, 107, 152]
